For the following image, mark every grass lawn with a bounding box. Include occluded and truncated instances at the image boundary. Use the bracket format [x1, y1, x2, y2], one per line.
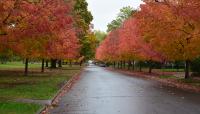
[0, 62, 82, 114]
[161, 68, 184, 72]
[0, 62, 41, 69]
[179, 78, 200, 87]
[159, 75, 178, 79]
[0, 102, 41, 114]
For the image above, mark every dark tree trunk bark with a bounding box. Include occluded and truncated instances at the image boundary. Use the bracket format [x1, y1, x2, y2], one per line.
[113, 62, 116, 68]
[80, 61, 82, 66]
[24, 58, 29, 76]
[139, 62, 142, 72]
[148, 61, 153, 73]
[132, 60, 135, 71]
[149, 65, 152, 73]
[41, 59, 45, 73]
[120, 61, 123, 69]
[69, 60, 72, 67]
[58, 60, 62, 68]
[51, 59, 57, 68]
[123, 61, 126, 69]
[161, 62, 165, 75]
[118, 62, 120, 68]
[185, 60, 190, 79]
[177, 64, 179, 72]
[128, 61, 131, 70]
[149, 67, 152, 73]
[45, 60, 49, 67]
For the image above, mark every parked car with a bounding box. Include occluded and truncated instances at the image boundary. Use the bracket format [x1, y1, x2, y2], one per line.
[99, 63, 106, 67]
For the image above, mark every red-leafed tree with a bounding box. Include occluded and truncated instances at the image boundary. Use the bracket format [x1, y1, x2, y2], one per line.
[0, 0, 80, 75]
[96, 14, 164, 71]
[46, 29, 80, 68]
[96, 29, 120, 63]
[0, 0, 52, 75]
[118, 17, 146, 69]
[96, 0, 200, 79]
[136, 0, 200, 78]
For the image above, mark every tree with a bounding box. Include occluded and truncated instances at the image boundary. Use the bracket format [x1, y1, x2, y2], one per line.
[136, 0, 200, 78]
[74, 0, 93, 31]
[191, 58, 200, 75]
[96, 29, 120, 62]
[94, 30, 107, 43]
[80, 33, 98, 60]
[96, 15, 163, 72]
[73, 0, 94, 60]
[118, 18, 141, 62]
[0, 0, 53, 75]
[0, 0, 81, 75]
[107, 6, 136, 32]
[46, 30, 80, 68]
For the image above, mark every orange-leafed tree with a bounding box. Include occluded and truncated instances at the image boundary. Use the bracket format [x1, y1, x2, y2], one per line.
[96, 30, 120, 62]
[136, 0, 200, 78]
[0, 0, 80, 75]
[0, 0, 53, 75]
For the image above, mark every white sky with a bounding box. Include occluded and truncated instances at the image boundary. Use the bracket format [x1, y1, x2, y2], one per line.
[87, 0, 143, 32]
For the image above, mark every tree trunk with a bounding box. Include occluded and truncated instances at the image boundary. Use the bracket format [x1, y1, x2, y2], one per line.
[132, 60, 135, 71]
[148, 61, 153, 73]
[185, 60, 190, 79]
[113, 62, 116, 68]
[139, 62, 142, 72]
[41, 59, 45, 73]
[58, 60, 62, 67]
[51, 59, 57, 68]
[69, 60, 72, 67]
[45, 60, 49, 67]
[149, 65, 152, 73]
[149, 67, 152, 73]
[123, 61, 126, 69]
[128, 61, 131, 70]
[118, 62, 120, 68]
[177, 64, 179, 72]
[80, 61, 82, 66]
[24, 58, 29, 76]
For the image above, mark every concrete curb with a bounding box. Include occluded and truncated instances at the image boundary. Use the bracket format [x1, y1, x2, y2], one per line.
[37, 67, 84, 114]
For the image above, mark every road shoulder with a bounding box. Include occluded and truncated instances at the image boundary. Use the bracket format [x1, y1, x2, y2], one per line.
[107, 67, 200, 93]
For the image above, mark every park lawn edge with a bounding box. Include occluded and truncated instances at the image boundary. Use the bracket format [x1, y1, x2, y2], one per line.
[107, 67, 200, 93]
[37, 67, 85, 114]
[0, 101, 42, 114]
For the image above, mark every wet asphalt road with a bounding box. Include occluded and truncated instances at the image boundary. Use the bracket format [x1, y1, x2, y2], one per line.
[50, 65, 200, 114]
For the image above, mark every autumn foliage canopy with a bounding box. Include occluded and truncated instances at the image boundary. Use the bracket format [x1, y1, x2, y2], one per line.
[96, 0, 200, 78]
[0, 0, 80, 60]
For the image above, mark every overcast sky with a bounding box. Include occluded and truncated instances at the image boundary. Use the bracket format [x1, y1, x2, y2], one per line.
[87, 0, 143, 32]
